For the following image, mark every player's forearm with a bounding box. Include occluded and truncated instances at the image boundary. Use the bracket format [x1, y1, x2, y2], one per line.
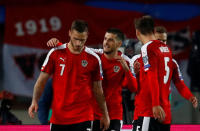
[125, 70, 138, 92]
[32, 72, 49, 103]
[92, 81, 109, 116]
[175, 81, 193, 100]
[32, 84, 45, 103]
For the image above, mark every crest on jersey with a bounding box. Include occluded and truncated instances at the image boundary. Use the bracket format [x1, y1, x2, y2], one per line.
[142, 56, 148, 65]
[113, 66, 120, 73]
[81, 60, 88, 67]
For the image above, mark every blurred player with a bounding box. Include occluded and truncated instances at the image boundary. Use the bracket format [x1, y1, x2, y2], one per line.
[47, 28, 138, 131]
[155, 25, 198, 114]
[131, 20, 198, 131]
[131, 15, 172, 131]
[28, 20, 110, 131]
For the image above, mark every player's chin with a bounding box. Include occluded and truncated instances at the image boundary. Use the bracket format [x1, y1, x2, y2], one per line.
[75, 46, 82, 50]
[104, 50, 113, 55]
[103, 48, 111, 53]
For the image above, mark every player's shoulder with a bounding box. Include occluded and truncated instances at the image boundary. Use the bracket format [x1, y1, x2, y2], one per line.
[131, 54, 141, 63]
[145, 40, 171, 54]
[84, 47, 101, 61]
[121, 54, 130, 62]
[148, 40, 164, 49]
[50, 43, 67, 53]
[46, 43, 67, 57]
[172, 58, 179, 67]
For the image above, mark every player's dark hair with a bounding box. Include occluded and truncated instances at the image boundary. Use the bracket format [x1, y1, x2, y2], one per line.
[155, 26, 167, 33]
[106, 28, 125, 42]
[71, 19, 88, 33]
[134, 15, 154, 35]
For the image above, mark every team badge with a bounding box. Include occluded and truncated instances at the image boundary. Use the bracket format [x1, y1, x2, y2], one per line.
[142, 56, 148, 64]
[113, 66, 120, 73]
[81, 60, 88, 67]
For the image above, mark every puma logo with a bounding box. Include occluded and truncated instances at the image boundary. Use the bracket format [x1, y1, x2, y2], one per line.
[60, 57, 65, 62]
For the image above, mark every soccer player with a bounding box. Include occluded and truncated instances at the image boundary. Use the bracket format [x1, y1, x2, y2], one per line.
[47, 28, 138, 131]
[131, 17, 198, 131]
[154, 26, 167, 44]
[131, 16, 173, 131]
[28, 20, 110, 131]
[154, 25, 198, 113]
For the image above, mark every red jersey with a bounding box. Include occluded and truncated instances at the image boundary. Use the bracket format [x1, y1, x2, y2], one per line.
[91, 49, 137, 120]
[131, 40, 194, 124]
[41, 44, 102, 125]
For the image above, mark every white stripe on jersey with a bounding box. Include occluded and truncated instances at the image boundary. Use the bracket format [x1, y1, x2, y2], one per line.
[121, 54, 136, 77]
[130, 54, 141, 75]
[141, 41, 153, 71]
[121, 54, 131, 63]
[88, 48, 103, 54]
[42, 44, 66, 69]
[131, 54, 141, 66]
[172, 59, 183, 80]
[85, 47, 103, 78]
[142, 117, 150, 131]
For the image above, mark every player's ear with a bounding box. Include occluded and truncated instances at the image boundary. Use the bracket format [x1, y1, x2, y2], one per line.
[117, 41, 122, 48]
[136, 29, 140, 36]
[69, 30, 71, 37]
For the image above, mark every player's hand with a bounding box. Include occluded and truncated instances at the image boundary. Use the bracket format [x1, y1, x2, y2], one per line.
[115, 56, 130, 72]
[28, 100, 38, 118]
[47, 38, 60, 47]
[133, 60, 140, 75]
[152, 106, 166, 123]
[189, 96, 198, 108]
[100, 114, 110, 131]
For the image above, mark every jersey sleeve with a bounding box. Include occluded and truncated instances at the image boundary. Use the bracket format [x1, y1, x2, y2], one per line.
[41, 49, 55, 74]
[122, 70, 138, 92]
[91, 56, 103, 81]
[141, 45, 160, 106]
[172, 59, 193, 100]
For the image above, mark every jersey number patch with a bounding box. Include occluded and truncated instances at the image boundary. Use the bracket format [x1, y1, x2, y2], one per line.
[59, 64, 65, 76]
[164, 57, 170, 84]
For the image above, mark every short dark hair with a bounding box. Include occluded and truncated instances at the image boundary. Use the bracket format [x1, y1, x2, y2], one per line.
[134, 15, 154, 35]
[155, 26, 167, 33]
[71, 19, 88, 33]
[106, 28, 125, 41]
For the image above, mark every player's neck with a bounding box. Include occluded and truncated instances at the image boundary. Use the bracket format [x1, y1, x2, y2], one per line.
[104, 50, 118, 60]
[68, 42, 84, 54]
[141, 34, 156, 45]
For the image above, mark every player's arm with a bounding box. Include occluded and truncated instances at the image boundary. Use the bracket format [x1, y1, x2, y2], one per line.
[172, 60, 198, 108]
[28, 72, 50, 118]
[122, 71, 138, 92]
[92, 80, 110, 131]
[117, 55, 137, 92]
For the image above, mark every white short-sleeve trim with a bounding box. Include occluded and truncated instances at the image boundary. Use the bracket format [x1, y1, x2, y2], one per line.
[141, 41, 153, 71]
[85, 47, 103, 78]
[130, 54, 141, 75]
[172, 59, 183, 80]
[42, 44, 66, 70]
[88, 48, 103, 54]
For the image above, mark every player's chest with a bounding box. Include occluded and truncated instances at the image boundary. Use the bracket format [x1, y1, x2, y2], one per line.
[54, 54, 93, 74]
[102, 61, 124, 79]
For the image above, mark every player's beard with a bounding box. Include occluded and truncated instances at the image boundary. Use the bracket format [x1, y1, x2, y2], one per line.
[71, 41, 83, 52]
[104, 49, 114, 54]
